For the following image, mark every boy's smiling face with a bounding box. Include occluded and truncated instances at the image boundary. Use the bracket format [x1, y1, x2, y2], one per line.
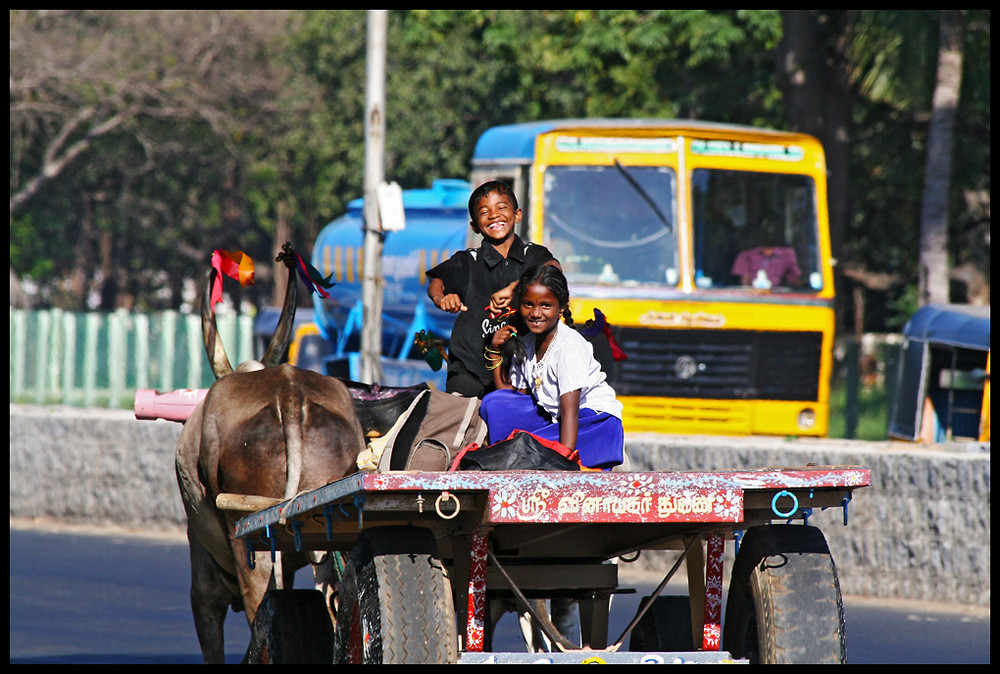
[471, 190, 520, 246]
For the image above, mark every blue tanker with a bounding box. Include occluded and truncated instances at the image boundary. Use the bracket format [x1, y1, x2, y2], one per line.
[295, 178, 472, 387]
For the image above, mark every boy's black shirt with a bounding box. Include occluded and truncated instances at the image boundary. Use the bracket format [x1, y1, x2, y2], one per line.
[427, 234, 555, 395]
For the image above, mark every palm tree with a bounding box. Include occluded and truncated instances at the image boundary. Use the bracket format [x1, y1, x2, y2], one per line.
[918, 10, 963, 306]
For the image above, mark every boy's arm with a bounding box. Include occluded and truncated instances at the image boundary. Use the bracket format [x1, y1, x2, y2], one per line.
[428, 276, 466, 313]
[487, 259, 562, 317]
[488, 280, 518, 317]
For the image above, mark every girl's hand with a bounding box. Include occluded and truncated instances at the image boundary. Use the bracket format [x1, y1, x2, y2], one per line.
[491, 324, 517, 349]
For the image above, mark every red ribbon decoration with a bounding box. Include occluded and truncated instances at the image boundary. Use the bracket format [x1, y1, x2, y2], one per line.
[291, 250, 335, 298]
[579, 308, 628, 361]
[210, 249, 255, 309]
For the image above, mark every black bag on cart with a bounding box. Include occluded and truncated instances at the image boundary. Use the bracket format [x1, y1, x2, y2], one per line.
[450, 430, 582, 472]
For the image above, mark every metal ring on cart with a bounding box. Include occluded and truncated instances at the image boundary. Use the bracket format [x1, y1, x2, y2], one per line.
[435, 491, 461, 519]
[771, 489, 799, 518]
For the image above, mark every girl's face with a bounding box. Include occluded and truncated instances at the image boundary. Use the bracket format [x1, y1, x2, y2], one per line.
[519, 282, 562, 337]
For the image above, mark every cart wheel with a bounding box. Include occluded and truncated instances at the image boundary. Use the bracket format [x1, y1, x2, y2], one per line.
[333, 526, 458, 664]
[723, 525, 847, 664]
[244, 589, 334, 664]
[628, 595, 694, 652]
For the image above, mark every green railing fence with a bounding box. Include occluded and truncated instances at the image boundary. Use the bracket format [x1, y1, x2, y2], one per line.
[10, 308, 254, 409]
[10, 307, 901, 440]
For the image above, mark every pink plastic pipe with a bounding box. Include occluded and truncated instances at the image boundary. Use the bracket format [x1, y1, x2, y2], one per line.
[134, 388, 207, 423]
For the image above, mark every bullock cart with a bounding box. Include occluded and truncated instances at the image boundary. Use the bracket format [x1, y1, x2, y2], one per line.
[228, 464, 870, 664]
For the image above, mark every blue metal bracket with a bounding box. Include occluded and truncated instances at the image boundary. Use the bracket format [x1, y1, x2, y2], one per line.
[334, 495, 367, 530]
[323, 505, 336, 540]
[354, 495, 366, 529]
[260, 525, 276, 563]
[289, 519, 304, 552]
[245, 537, 256, 570]
[802, 489, 814, 525]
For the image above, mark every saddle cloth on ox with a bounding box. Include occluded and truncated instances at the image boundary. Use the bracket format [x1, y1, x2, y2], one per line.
[346, 381, 488, 472]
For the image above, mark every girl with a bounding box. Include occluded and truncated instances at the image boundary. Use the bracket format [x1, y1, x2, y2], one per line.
[480, 264, 624, 469]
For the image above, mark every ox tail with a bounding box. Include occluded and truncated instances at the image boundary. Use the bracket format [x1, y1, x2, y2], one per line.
[277, 389, 306, 500]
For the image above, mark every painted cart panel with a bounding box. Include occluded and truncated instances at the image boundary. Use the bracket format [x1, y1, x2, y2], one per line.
[234, 467, 871, 544]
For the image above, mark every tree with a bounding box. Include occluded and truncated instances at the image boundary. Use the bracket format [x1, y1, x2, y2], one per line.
[10, 10, 303, 309]
[779, 10, 989, 331]
[10, 10, 988, 324]
[918, 10, 963, 306]
[777, 11, 854, 265]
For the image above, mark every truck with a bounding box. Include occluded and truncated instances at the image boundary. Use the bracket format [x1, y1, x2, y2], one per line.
[288, 178, 471, 389]
[468, 119, 836, 437]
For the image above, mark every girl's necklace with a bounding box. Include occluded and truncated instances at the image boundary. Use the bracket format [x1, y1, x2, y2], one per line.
[531, 331, 555, 391]
[532, 350, 548, 390]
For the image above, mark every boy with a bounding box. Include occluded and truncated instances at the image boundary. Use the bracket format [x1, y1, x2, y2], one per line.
[426, 180, 558, 398]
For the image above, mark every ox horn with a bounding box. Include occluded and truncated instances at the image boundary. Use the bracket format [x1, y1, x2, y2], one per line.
[201, 268, 235, 379]
[261, 243, 300, 368]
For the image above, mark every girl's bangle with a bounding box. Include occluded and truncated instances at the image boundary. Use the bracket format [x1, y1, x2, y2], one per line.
[485, 346, 500, 355]
[485, 357, 503, 371]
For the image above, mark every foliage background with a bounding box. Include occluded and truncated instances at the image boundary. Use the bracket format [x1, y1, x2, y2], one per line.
[9, 10, 990, 332]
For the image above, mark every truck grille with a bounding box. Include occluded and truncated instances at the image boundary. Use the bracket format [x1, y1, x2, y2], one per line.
[602, 328, 823, 402]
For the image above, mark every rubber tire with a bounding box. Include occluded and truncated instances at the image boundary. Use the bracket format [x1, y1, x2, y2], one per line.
[333, 526, 458, 664]
[628, 595, 694, 652]
[244, 589, 334, 664]
[723, 525, 847, 664]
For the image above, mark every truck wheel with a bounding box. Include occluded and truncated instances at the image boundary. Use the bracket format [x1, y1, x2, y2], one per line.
[628, 595, 694, 652]
[333, 526, 458, 664]
[723, 525, 847, 664]
[244, 589, 334, 664]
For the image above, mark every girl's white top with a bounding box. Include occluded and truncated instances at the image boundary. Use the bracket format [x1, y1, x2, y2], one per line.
[509, 321, 623, 421]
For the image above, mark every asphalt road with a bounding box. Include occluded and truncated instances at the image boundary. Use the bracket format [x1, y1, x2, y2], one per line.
[8, 523, 989, 664]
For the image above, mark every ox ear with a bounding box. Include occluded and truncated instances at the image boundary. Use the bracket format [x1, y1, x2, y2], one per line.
[202, 268, 235, 379]
[261, 259, 298, 368]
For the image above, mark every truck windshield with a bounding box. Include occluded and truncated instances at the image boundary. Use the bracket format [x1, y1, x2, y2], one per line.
[542, 165, 678, 286]
[692, 169, 822, 291]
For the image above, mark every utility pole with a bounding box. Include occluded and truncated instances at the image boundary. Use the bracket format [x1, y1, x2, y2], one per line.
[360, 10, 387, 384]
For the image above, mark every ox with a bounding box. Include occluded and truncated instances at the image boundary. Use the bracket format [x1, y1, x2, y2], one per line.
[175, 248, 364, 663]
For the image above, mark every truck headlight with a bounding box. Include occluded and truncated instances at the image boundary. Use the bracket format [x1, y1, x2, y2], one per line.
[797, 408, 817, 430]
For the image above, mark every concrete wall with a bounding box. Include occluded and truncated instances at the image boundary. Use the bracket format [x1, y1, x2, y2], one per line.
[9, 404, 990, 607]
[10, 405, 188, 530]
[624, 433, 990, 608]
